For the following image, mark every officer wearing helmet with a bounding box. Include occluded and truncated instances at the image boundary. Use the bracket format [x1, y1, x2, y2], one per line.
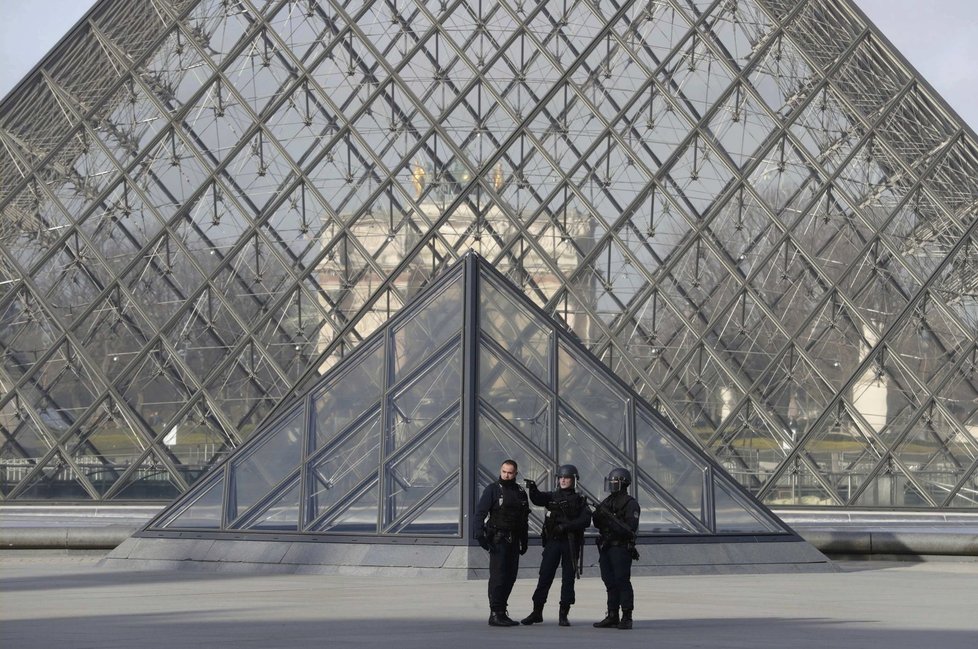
[592, 467, 640, 630]
[519, 464, 591, 627]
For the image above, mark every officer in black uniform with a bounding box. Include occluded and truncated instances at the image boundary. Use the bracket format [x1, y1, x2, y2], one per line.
[519, 464, 591, 627]
[474, 459, 530, 627]
[592, 467, 640, 630]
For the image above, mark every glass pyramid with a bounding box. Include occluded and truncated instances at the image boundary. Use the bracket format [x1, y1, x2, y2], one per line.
[2, 0, 977, 512]
[144, 253, 790, 538]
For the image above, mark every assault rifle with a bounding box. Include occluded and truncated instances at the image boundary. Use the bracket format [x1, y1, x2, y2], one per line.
[586, 496, 640, 560]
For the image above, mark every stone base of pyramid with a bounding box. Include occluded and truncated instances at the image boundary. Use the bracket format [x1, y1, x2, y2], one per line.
[102, 534, 832, 577]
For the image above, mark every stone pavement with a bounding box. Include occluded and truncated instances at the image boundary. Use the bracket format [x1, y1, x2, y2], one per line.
[1, 551, 976, 649]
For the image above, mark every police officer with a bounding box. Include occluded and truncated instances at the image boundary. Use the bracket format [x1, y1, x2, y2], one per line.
[592, 467, 640, 630]
[519, 464, 591, 626]
[474, 459, 530, 627]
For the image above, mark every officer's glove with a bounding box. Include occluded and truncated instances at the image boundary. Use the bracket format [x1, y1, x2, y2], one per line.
[555, 524, 566, 535]
[519, 541, 528, 555]
[477, 532, 491, 551]
[523, 478, 536, 490]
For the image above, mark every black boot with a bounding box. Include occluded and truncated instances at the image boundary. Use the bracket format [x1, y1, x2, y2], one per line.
[489, 611, 518, 627]
[521, 604, 544, 625]
[558, 604, 571, 627]
[593, 609, 620, 628]
[618, 608, 633, 630]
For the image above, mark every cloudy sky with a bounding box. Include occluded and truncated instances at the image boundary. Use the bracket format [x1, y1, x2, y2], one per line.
[1, 0, 976, 130]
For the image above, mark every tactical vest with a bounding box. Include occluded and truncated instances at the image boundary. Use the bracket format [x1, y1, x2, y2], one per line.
[543, 490, 585, 535]
[487, 482, 528, 531]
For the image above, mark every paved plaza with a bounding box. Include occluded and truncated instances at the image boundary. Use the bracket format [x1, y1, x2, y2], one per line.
[1, 552, 976, 649]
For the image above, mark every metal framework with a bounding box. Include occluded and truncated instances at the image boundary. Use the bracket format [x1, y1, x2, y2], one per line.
[1, 0, 977, 509]
[141, 253, 792, 539]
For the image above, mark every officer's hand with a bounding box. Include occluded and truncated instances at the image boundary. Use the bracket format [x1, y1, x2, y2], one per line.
[555, 524, 566, 535]
[477, 533, 491, 551]
[523, 478, 536, 490]
[519, 542, 528, 555]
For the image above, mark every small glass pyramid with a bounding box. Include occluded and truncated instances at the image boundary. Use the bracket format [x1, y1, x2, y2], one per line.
[144, 253, 790, 539]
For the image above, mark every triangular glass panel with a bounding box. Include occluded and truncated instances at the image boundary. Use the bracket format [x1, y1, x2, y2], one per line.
[308, 414, 382, 525]
[635, 408, 707, 523]
[229, 406, 304, 522]
[713, 475, 785, 534]
[479, 345, 551, 454]
[480, 276, 552, 385]
[159, 474, 226, 530]
[391, 272, 463, 380]
[313, 480, 379, 534]
[389, 345, 461, 452]
[384, 412, 461, 529]
[635, 481, 699, 534]
[312, 339, 385, 451]
[389, 475, 461, 536]
[243, 479, 300, 532]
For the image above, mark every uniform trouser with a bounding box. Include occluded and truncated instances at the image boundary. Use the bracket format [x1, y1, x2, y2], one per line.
[488, 539, 521, 613]
[598, 545, 634, 611]
[530, 538, 577, 607]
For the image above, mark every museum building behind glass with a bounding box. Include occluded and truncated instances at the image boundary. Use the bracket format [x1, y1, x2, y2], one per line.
[1, 0, 977, 515]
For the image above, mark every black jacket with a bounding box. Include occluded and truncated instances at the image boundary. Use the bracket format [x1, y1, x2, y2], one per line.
[474, 479, 529, 546]
[592, 491, 640, 542]
[528, 484, 591, 544]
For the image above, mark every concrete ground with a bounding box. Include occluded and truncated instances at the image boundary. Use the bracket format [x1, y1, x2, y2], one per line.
[1, 552, 977, 649]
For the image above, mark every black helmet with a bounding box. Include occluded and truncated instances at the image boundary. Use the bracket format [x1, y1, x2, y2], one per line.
[605, 467, 631, 493]
[556, 464, 578, 488]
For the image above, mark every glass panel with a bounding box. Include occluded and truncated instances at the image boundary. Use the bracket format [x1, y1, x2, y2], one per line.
[480, 275, 551, 385]
[477, 412, 552, 486]
[713, 477, 784, 533]
[558, 341, 629, 450]
[389, 345, 461, 451]
[396, 478, 461, 536]
[110, 452, 182, 500]
[636, 409, 707, 522]
[385, 413, 461, 527]
[557, 408, 630, 502]
[315, 481, 379, 534]
[160, 475, 226, 529]
[230, 407, 304, 520]
[479, 345, 551, 453]
[308, 415, 382, 523]
[313, 341, 385, 450]
[636, 482, 696, 533]
[245, 480, 300, 531]
[15, 451, 93, 500]
[392, 274, 463, 380]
